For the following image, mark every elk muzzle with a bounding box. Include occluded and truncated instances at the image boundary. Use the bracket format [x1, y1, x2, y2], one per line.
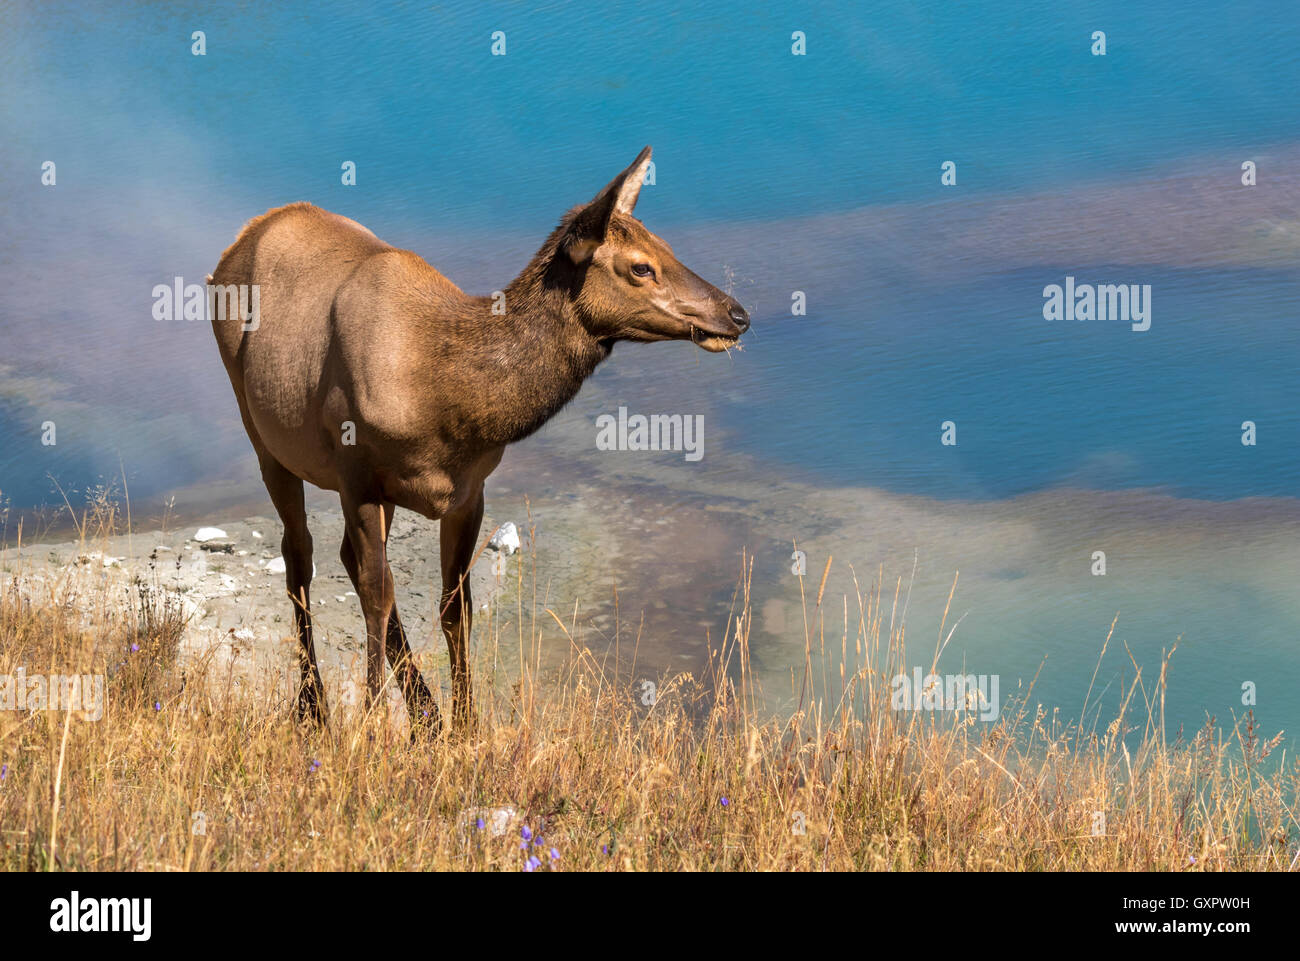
[689, 295, 750, 352]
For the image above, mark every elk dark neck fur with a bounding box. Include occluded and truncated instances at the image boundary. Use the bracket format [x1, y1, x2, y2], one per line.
[447, 214, 611, 449]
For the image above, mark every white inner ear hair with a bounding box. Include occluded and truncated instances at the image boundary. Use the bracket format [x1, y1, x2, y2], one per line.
[615, 159, 651, 215]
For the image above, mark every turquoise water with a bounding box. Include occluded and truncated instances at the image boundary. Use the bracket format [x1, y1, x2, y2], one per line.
[1, 2, 1298, 738]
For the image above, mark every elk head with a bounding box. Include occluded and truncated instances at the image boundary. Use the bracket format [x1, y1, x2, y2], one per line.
[561, 146, 750, 353]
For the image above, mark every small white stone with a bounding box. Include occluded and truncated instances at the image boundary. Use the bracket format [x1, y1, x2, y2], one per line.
[194, 527, 228, 543]
[459, 805, 520, 838]
[251, 530, 263, 539]
[488, 521, 520, 555]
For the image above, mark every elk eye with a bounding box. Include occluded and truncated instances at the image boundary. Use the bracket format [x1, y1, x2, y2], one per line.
[631, 263, 655, 278]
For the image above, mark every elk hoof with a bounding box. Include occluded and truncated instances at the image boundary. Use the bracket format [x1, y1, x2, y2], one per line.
[410, 703, 444, 742]
[296, 685, 328, 727]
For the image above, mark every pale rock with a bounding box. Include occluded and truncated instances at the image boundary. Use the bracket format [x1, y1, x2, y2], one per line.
[459, 805, 521, 838]
[488, 521, 520, 555]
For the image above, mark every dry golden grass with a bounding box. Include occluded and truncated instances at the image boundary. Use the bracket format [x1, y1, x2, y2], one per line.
[0, 504, 1296, 872]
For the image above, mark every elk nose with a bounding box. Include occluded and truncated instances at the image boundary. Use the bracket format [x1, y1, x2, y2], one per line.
[728, 303, 750, 334]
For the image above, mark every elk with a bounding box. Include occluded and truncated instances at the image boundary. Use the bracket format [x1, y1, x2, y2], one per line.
[209, 146, 749, 734]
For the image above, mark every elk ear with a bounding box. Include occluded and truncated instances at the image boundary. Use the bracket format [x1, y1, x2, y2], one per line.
[565, 146, 653, 264]
[602, 145, 653, 218]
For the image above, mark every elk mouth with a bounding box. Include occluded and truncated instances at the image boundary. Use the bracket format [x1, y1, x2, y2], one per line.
[690, 325, 740, 353]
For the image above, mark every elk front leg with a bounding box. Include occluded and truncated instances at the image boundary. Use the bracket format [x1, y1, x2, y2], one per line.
[342, 494, 393, 712]
[440, 487, 484, 733]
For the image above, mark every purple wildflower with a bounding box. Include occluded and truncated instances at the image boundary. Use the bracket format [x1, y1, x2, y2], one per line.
[524, 855, 541, 872]
[475, 817, 486, 831]
[521, 825, 533, 842]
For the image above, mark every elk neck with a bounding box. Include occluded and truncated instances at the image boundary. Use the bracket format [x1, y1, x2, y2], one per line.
[436, 232, 611, 449]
